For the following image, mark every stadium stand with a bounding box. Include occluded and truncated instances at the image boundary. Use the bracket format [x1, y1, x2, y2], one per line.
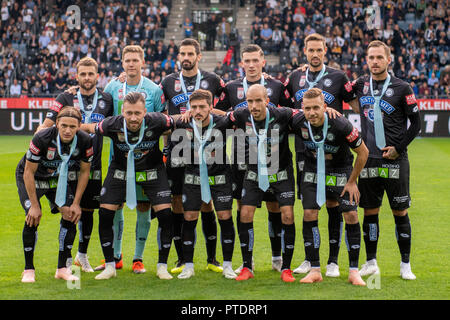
[0, 0, 448, 98]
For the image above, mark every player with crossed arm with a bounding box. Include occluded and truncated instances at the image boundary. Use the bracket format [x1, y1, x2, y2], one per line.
[83, 92, 174, 280]
[215, 44, 293, 273]
[98, 45, 167, 274]
[352, 40, 421, 280]
[290, 88, 368, 285]
[37, 57, 113, 273]
[18, 107, 92, 283]
[285, 33, 360, 277]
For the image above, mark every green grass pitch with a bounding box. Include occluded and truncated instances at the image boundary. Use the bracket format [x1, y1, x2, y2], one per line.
[0, 135, 448, 300]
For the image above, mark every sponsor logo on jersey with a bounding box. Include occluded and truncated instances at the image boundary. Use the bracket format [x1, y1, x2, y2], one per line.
[29, 141, 40, 155]
[344, 81, 353, 93]
[86, 146, 94, 157]
[295, 89, 335, 104]
[47, 147, 56, 160]
[171, 93, 190, 106]
[50, 101, 63, 113]
[359, 96, 395, 114]
[406, 93, 417, 105]
[346, 126, 359, 143]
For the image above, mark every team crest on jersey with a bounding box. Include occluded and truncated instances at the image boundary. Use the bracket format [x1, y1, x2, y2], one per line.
[326, 132, 335, 141]
[300, 76, 306, 87]
[98, 100, 105, 109]
[267, 88, 273, 96]
[140, 92, 147, 99]
[323, 78, 332, 87]
[237, 87, 245, 100]
[180, 106, 187, 114]
[200, 80, 209, 89]
[145, 130, 153, 138]
[73, 99, 80, 108]
[301, 128, 309, 139]
[174, 80, 181, 92]
[363, 82, 369, 95]
[118, 88, 124, 100]
[47, 147, 56, 160]
[385, 88, 394, 97]
[117, 132, 125, 142]
[72, 148, 80, 157]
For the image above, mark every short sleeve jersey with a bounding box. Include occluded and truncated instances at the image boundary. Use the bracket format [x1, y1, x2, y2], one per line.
[17, 127, 93, 179]
[46, 89, 113, 170]
[352, 74, 419, 159]
[104, 76, 167, 115]
[290, 113, 362, 168]
[95, 113, 173, 170]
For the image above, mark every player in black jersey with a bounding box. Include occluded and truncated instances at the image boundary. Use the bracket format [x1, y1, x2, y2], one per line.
[215, 44, 293, 273]
[37, 57, 113, 273]
[352, 41, 421, 280]
[172, 90, 237, 280]
[290, 88, 368, 286]
[222, 84, 298, 282]
[285, 34, 360, 276]
[17, 107, 92, 283]
[83, 92, 174, 280]
[160, 39, 225, 274]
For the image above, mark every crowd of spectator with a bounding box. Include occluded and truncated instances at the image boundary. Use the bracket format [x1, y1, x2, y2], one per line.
[0, 0, 173, 97]
[0, 0, 448, 99]
[247, 0, 449, 98]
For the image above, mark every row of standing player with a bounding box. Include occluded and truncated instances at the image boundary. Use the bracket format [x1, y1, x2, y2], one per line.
[19, 35, 420, 284]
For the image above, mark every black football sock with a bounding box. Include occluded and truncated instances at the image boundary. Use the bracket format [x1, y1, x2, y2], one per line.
[78, 210, 93, 254]
[327, 206, 343, 265]
[23, 222, 38, 270]
[218, 217, 235, 262]
[345, 222, 361, 269]
[303, 220, 320, 268]
[362, 214, 379, 261]
[394, 214, 412, 263]
[239, 222, 254, 270]
[172, 211, 184, 262]
[268, 211, 282, 258]
[57, 218, 76, 269]
[155, 208, 173, 264]
[281, 223, 295, 270]
[201, 210, 217, 263]
[182, 219, 198, 264]
[98, 207, 115, 263]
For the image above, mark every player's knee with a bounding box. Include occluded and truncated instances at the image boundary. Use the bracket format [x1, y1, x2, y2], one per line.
[392, 209, 408, 217]
[216, 210, 231, 220]
[343, 211, 359, 224]
[184, 211, 199, 221]
[303, 209, 318, 221]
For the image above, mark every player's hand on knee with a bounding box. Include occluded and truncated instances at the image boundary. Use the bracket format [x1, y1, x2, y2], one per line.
[69, 204, 82, 224]
[341, 181, 360, 205]
[26, 206, 42, 227]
